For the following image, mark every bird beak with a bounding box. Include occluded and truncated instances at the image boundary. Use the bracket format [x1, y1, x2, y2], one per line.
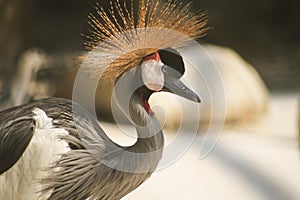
[163, 77, 201, 103]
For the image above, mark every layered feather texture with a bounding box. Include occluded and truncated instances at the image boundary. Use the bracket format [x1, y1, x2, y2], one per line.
[82, 0, 209, 83]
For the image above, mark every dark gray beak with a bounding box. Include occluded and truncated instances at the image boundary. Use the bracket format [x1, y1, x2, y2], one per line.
[163, 77, 201, 103]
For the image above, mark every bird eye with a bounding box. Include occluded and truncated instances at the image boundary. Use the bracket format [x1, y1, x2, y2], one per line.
[161, 65, 167, 73]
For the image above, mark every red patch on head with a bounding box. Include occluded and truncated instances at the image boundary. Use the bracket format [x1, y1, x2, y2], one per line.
[144, 52, 161, 61]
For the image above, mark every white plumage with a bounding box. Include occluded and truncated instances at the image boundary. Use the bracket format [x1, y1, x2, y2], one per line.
[0, 108, 69, 200]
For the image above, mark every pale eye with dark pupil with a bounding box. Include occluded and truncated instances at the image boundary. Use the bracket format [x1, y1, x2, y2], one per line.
[161, 65, 167, 73]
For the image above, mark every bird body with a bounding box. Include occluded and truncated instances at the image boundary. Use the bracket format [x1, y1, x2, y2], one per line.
[0, 96, 164, 200]
[0, 48, 200, 199]
[0, 0, 207, 199]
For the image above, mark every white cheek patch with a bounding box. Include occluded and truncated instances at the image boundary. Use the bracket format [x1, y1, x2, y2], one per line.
[141, 60, 164, 91]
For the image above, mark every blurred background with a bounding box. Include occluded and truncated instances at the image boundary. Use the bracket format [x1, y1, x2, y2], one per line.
[0, 0, 299, 91]
[0, 0, 299, 200]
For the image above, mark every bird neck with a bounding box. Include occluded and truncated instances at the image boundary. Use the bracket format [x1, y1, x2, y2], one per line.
[125, 91, 164, 153]
[113, 68, 164, 153]
[132, 118, 164, 153]
[124, 96, 164, 173]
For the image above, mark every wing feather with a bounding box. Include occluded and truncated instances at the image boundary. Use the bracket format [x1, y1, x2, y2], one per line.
[0, 113, 35, 174]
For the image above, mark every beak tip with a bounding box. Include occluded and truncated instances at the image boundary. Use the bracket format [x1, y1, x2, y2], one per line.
[195, 95, 201, 103]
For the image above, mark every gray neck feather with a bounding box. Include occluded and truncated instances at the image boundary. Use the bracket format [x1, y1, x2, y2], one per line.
[113, 67, 164, 151]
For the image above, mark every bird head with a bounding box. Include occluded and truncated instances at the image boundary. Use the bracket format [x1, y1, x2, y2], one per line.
[84, 0, 208, 119]
[138, 48, 200, 100]
[122, 48, 200, 117]
[143, 49, 200, 102]
[84, 0, 209, 82]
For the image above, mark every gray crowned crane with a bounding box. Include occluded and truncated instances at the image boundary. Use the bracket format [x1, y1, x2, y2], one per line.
[0, 0, 208, 199]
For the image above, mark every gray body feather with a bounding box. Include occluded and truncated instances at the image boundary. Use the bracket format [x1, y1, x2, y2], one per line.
[0, 67, 164, 200]
[0, 97, 164, 200]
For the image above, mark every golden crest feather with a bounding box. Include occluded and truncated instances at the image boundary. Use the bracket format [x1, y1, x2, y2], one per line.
[82, 0, 209, 83]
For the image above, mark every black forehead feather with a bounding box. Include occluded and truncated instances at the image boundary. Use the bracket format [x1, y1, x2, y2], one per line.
[158, 48, 185, 77]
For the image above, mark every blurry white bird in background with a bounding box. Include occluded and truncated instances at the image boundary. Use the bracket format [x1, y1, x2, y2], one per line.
[0, 49, 69, 111]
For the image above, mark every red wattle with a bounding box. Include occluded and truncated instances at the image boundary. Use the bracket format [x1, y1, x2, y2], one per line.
[144, 52, 161, 61]
[140, 97, 155, 116]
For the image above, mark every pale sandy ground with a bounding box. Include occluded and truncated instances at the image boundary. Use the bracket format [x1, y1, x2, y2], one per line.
[101, 93, 299, 200]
